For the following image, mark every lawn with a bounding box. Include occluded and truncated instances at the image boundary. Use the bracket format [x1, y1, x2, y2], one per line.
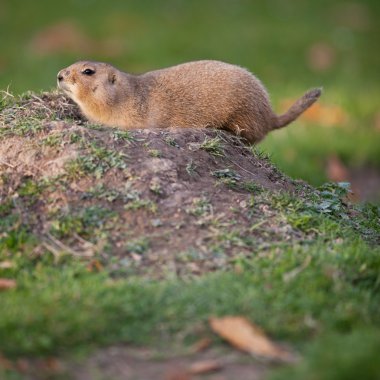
[0, 1, 380, 379]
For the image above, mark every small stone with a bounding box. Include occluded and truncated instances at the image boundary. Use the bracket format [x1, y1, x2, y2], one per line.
[151, 218, 162, 227]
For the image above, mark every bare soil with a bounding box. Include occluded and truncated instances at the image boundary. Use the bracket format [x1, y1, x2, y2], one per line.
[9, 345, 271, 380]
[70, 345, 269, 380]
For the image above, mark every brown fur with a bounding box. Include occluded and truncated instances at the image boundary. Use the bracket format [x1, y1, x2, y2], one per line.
[57, 60, 321, 143]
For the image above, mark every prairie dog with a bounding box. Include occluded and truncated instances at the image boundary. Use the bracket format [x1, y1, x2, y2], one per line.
[57, 60, 321, 143]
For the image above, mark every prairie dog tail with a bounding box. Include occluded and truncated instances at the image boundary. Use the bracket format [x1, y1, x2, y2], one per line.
[273, 88, 322, 129]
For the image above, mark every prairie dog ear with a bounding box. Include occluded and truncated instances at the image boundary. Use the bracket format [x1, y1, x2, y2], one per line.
[108, 71, 116, 84]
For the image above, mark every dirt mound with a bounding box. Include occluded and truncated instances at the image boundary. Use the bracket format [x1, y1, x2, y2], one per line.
[0, 92, 313, 278]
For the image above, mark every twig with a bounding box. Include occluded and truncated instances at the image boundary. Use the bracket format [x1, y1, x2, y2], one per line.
[283, 255, 312, 282]
[44, 233, 94, 258]
[0, 158, 16, 169]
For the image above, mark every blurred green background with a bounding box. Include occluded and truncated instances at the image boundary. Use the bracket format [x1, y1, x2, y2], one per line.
[1, 0, 379, 198]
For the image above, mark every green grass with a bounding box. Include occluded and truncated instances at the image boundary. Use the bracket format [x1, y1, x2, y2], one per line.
[65, 141, 128, 179]
[200, 136, 225, 157]
[1, 233, 379, 356]
[271, 330, 380, 380]
[1, 0, 379, 185]
[49, 205, 117, 240]
[1, 2, 380, 378]
[0, 174, 379, 378]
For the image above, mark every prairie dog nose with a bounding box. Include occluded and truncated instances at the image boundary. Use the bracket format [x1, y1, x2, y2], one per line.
[57, 69, 69, 82]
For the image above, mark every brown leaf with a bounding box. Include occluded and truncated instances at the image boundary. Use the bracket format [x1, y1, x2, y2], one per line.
[0, 260, 13, 269]
[326, 154, 349, 182]
[326, 156, 361, 202]
[0, 354, 14, 370]
[209, 316, 295, 362]
[87, 259, 103, 272]
[164, 368, 191, 380]
[16, 358, 29, 373]
[279, 100, 347, 127]
[189, 359, 222, 374]
[41, 357, 62, 372]
[0, 278, 17, 291]
[190, 337, 212, 353]
[303, 103, 347, 126]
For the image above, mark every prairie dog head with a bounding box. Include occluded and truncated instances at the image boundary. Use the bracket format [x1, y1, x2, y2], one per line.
[57, 61, 120, 123]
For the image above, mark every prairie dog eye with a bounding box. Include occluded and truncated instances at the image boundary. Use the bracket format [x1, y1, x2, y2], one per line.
[82, 68, 95, 76]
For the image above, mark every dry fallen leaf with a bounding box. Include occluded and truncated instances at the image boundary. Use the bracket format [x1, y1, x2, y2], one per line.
[303, 103, 348, 126]
[86, 259, 103, 272]
[209, 316, 295, 362]
[42, 357, 62, 372]
[0, 354, 14, 370]
[0, 278, 17, 291]
[326, 155, 359, 202]
[189, 359, 222, 375]
[190, 337, 212, 353]
[16, 358, 30, 373]
[0, 260, 13, 269]
[164, 368, 191, 380]
[326, 154, 350, 182]
[279, 100, 347, 127]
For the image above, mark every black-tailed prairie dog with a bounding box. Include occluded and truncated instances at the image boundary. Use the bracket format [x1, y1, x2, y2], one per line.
[57, 60, 321, 143]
